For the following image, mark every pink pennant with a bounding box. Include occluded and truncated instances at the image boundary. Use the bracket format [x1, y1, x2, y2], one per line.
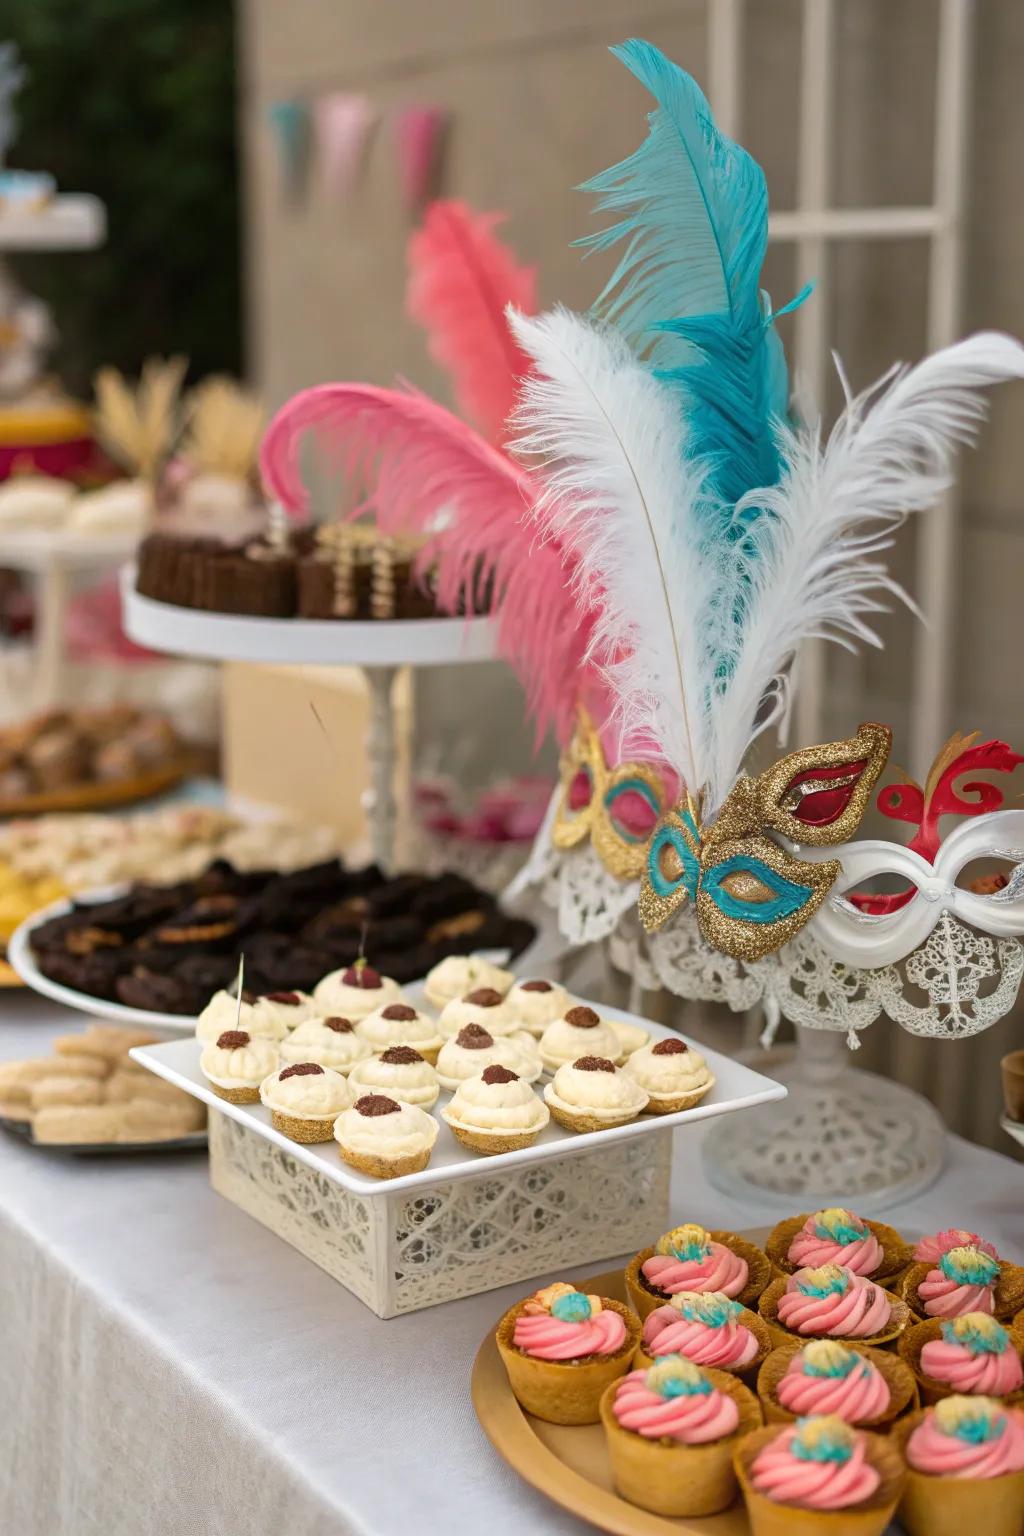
[315, 92, 377, 198]
[394, 105, 448, 213]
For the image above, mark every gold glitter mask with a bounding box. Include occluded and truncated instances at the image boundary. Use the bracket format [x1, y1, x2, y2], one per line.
[552, 709, 671, 881]
[639, 723, 892, 960]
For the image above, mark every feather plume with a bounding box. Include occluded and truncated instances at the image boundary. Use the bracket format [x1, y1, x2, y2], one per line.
[93, 355, 188, 481]
[509, 305, 716, 788]
[259, 382, 588, 743]
[407, 200, 538, 446]
[181, 376, 265, 479]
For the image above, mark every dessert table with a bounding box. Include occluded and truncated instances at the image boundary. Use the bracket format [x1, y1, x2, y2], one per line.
[2, 995, 1021, 1536]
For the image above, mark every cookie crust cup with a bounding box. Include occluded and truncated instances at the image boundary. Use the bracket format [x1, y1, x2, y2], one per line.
[626, 1232, 772, 1319]
[898, 1317, 1024, 1406]
[211, 1082, 260, 1106]
[599, 1367, 761, 1517]
[640, 1079, 715, 1115]
[734, 1423, 905, 1536]
[766, 1213, 911, 1284]
[495, 1295, 639, 1425]
[891, 1409, 1024, 1536]
[899, 1259, 1024, 1322]
[758, 1275, 910, 1347]
[444, 1121, 544, 1155]
[633, 1304, 773, 1383]
[338, 1146, 433, 1178]
[757, 1341, 918, 1429]
[269, 1108, 337, 1143]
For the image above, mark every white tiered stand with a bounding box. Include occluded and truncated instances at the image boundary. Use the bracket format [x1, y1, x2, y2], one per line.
[120, 565, 498, 869]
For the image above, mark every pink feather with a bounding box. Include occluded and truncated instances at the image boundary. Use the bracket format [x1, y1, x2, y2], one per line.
[259, 382, 589, 744]
[407, 201, 538, 447]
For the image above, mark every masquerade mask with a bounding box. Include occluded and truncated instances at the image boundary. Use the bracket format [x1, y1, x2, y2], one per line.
[552, 708, 671, 881]
[639, 723, 892, 961]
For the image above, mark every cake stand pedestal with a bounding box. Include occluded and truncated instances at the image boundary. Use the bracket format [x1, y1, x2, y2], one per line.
[120, 565, 498, 868]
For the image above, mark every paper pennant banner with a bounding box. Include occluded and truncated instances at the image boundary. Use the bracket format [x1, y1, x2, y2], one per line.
[314, 91, 378, 199]
[268, 99, 310, 203]
[394, 104, 449, 212]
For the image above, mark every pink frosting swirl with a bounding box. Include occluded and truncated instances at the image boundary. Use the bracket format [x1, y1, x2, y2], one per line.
[777, 1267, 893, 1339]
[750, 1424, 881, 1511]
[921, 1318, 1024, 1396]
[642, 1243, 748, 1299]
[643, 1306, 759, 1369]
[612, 1368, 739, 1443]
[907, 1402, 1024, 1479]
[787, 1212, 884, 1278]
[777, 1351, 891, 1423]
[915, 1229, 999, 1264]
[918, 1253, 999, 1320]
[513, 1306, 626, 1360]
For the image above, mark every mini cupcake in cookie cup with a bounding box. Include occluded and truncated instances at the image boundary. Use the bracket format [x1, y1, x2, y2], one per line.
[441, 1063, 549, 1154]
[914, 1228, 1000, 1265]
[495, 1281, 640, 1425]
[196, 989, 284, 1044]
[626, 1223, 771, 1319]
[423, 954, 512, 1011]
[248, 990, 315, 1034]
[539, 1005, 624, 1072]
[623, 1037, 715, 1114]
[892, 1396, 1024, 1536]
[438, 987, 518, 1040]
[278, 1016, 372, 1075]
[767, 1209, 910, 1285]
[312, 959, 405, 1022]
[760, 1264, 910, 1347]
[346, 1046, 439, 1109]
[758, 1339, 918, 1431]
[334, 1092, 438, 1179]
[200, 1029, 279, 1104]
[636, 1290, 773, 1383]
[259, 1061, 354, 1143]
[543, 1055, 647, 1133]
[734, 1415, 905, 1536]
[900, 1243, 1024, 1322]
[504, 978, 572, 1036]
[899, 1313, 1024, 1405]
[600, 1355, 761, 1517]
[356, 1002, 443, 1064]
[435, 1022, 541, 1091]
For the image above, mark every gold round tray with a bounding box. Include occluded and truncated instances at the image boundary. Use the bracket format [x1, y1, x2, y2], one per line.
[472, 1266, 754, 1535]
[0, 761, 187, 818]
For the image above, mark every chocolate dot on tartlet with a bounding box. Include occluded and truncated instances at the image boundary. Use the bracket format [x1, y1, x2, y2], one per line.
[216, 1029, 250, 1049]
[456, 1023, 494, 1050]
[324, 1016, 355, 1033]
[565, 1005, 599, 1028]
[381, 1003, 417, 1021]
[342, 963, 382, 988]
[380, 1045, 425, 1065]
[520, 979, 552, 993]
[481, 1064, 519, 1085]
[280, 1062, 324, 1080]
[355, 1093, 401, 1117]
[232, 989, 257, 1005]
[652, 1038, 689, 1056]
[464, 987, 503, 1007]
[573, 1055, 616, 1073]
[264, 990, 301, 1005]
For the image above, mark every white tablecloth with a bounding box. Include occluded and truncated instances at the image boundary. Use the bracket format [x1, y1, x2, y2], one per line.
[1, 996, 1021, 1536]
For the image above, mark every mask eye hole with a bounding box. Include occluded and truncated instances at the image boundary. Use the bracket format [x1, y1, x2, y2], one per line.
[718, 869, 776, 904]
[605, 779, 660, 843]
[566, 766, 593, 812]
[781, 759, 868, 827]
[702, 855, 813, 923]
[647, 820, 699, 900]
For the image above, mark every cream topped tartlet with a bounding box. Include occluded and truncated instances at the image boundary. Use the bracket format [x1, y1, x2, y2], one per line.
[539, 1005, 625, 1072]
[312, 960, 405, 1021]
[442, 1064, 550, 1154]
[196, 989, 285, 1044]
[259, 1061, 354, 1143]
[624, 1036, 715, 1113]
[438, 987, 519, 1039]
[423, 954, 513, 1010]
[200, 1029, 279, 1104]
[504, 978, 573, 1036]
[334, 1092, 438, 1178]
[356, 1002, 443, 1063]
[248, 990, 315, 1034]
[347, 1045, 440, 1109]
[543, 1055, 648, 1132]
[278, 1015, 372, 1074]
[609, 1019, 651, 1057]
[435, 1023, 542, 1091]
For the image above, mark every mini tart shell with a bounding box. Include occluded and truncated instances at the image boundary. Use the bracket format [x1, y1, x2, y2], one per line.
[890, 1408, 1024, 1536]
[633, 1304, 773, 1384]
[733, 1423, 906, 1536]
[626, 1234, 772, 1320]
[756, 1341, 919, 1431]
[207, 1081, 261, 1105]
[269, 1108, 339, 1144]
[757, 1275, 911, 1348]
[897, 1316, 1024, 1406]
[442, 1103, 549, 1156]
[336, 1145, 433, 1179]
[496, 1295, 640, 1425]
[599, 1366, 762, 1519]
[638, 1075, 716, 1115]
[898, 1259, 1024, 1323]
[766, 1213, 911, 1283]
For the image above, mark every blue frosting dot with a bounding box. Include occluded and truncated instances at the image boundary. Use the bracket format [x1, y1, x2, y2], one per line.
[551, 1292, 592, 1324]
[953, 1411, 1005, 1446]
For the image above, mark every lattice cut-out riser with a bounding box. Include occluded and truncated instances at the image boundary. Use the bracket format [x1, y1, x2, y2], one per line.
[209, 1112, 672, 1317]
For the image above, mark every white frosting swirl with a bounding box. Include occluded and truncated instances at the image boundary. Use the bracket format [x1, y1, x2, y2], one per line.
[356, 1005, 443, 1056]
[435, 1031, 541, 1090]
[505, 980, 573, 1035]
[442, 1070, 549, 1135]
[347, 1051, 440, 1108]
[624, 1040, 714, 1100]
[544, 1059, 648, 1120]
[200, 1033, 279, 1088]
[196, 990, 285, 1044]
[334, 1098, 439, 1158]
[438, 992, 520, 1039]
[279, 1017, 372, 1073]
[539, 1011, 624, 1070]
[312, 968, 404, 1020]
[423, 955, 512, 1008]
[259, 1064, 354, 1118]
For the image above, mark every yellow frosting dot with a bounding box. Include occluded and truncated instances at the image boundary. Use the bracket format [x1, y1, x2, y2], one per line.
[656, 1222, 711, 1257]
[949, 1313, 1002, 1343]
[795, 1414, 855, 1452]
[802, 1340, 854, 1372]
[934, 1395, 1001, 1435]
[801, 1263, 848, 1290]
[646, 1355, 710, 1395]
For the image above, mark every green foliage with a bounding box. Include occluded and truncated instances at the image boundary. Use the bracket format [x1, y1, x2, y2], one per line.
[6, 0, 240, 392]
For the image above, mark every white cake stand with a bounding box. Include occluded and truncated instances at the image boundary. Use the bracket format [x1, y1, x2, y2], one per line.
[120, 565, 498, 869]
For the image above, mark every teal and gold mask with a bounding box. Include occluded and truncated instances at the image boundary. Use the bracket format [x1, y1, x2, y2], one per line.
[553, 708, 672, 881]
